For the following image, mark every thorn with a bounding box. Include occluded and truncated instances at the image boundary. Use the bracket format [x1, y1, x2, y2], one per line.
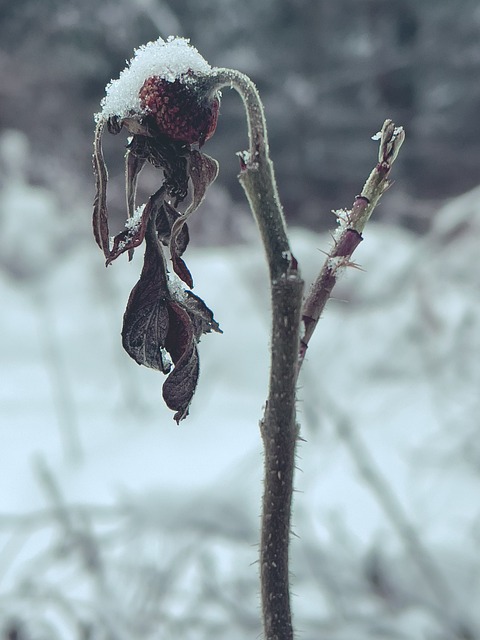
[345, 260, 365, 272]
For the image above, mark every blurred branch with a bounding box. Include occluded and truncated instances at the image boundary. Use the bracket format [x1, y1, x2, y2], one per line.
[322, 395, 479, 640]
[32, 286, 83, 464]
[36, 459, 103, 576]
[35, 459, 131, 640]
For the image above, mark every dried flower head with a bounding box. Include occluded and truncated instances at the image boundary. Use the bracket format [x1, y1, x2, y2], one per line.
[92, 37, 222, 422]
[139, 76, 219, 145]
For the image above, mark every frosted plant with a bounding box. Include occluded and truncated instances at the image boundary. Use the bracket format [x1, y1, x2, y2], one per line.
[93, 35, 405, 640]
[93, 37, 222, 423]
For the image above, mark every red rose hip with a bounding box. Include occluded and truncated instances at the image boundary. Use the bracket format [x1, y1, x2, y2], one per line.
[139, 75, 219, 146]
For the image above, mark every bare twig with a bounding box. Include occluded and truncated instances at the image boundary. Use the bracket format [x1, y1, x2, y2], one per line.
[298, 119, 405, 372]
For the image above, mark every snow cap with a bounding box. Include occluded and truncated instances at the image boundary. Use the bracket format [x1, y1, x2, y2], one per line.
[97, 36, 213, 122]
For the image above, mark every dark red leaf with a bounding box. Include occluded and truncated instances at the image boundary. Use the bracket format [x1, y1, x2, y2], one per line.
[183, 290, 222, 338]
[107, 186, 165, 265]
[169, 150, 219, 286]
[171, 253, 194, 289]
[94, 119, 221, 422]
[125, 148, 146, 221]
[92, 121, 110, 258]
[121, 230, 171, 373]
[188, 150, 219, 210]
[162, 301, 199, 423]
[156, 201, 190, 255]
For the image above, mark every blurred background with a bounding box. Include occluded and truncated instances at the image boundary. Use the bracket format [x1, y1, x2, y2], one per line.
[1, 1, 480, 639]
[2, 0, 480, 232]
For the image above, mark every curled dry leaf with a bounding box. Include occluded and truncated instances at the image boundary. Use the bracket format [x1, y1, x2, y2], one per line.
[92, 120, 110, 259]
[121, 225, 171, 374]
[122, 221, 221, 422]
[93, 65, 222, 421]
[169, 150, 219, 287]
[162, 302, 199, 423]
[93, 126, 220, 421]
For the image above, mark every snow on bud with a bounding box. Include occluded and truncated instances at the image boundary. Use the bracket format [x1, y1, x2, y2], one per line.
[96, 36, 220, 146]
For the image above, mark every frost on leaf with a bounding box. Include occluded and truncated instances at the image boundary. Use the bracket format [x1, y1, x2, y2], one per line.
[92, 39, 222, 421]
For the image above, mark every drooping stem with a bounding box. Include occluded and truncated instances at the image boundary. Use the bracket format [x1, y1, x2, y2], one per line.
[207, 69, 293, 280]
[207, 68, 304, 640]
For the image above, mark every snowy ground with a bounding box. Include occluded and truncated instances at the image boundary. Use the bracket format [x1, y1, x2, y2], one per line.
[1, 165, 480, 639]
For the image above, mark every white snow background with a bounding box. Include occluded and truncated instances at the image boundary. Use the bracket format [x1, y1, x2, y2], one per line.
[1, 121, 480, 639]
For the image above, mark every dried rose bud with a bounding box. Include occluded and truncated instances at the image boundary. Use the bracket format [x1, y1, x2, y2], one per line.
[139, 75, 219, 146]
[93, 37, 223, 421]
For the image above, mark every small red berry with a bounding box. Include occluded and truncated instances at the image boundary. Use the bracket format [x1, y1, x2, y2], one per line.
[139, 75, 219, 146]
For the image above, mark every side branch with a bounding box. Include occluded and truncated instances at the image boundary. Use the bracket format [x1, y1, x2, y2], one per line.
[298, 120, 405, 371]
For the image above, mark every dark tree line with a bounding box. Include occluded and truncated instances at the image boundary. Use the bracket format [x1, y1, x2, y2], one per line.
[1, 0, 479, 232]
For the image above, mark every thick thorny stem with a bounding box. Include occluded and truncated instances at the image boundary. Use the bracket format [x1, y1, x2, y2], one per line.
[260, 275, 303, 640]
[207, 68, 304, 640]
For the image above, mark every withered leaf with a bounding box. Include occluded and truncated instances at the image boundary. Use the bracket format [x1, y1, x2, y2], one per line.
[121, 229, 171, 373]
[169, 150, 219, 286]
[183, 290, 222, 339]
[94, 115, 221, 422]
[156, 201, 190, 255]
[162, 301, 199, 423]
[125, 148, 147, 260]
[126, 148, 147, 220]
[92, 120, 110, 259]
[188, 150, 220, 213]
[121, 222, 221, 422]
[161, 292, 221, 422]
[107, 186, 165, 265]
[170, 253, 194, 289]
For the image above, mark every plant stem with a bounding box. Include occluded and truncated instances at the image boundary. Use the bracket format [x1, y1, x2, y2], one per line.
[298, 120, 405, 373]
[207, 69, 292, 280]
[208, 68, 304, 640]
[260, 276, 303, 639]
[205, 73, 405, 639]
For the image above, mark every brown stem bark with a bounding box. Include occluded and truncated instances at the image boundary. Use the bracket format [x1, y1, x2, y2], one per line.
[209, 68, 304, 640]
